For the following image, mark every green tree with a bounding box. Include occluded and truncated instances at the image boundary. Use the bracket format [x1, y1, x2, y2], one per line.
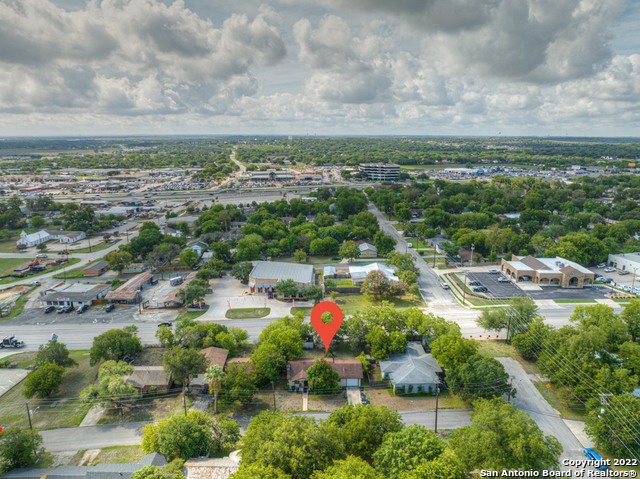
[89, 328, 142, 366]
[106, 250, 133, 275]
[339, 240, 361, 263]
[311, 456, 382, 479]
[141, 411, 239, 461]
[205, 365, 225, 414]
[306, 357, 339, 392]
[621, 299, 640, 342]
[35, 340, 77, 368]
[163, 347, 208, 388]
[275, 279, 298, 298]
[447, 355, 511, 401]
[450, 398, 562, 472]
[327, 404, 403, 462]
[131, 459, 185, 479]
[23, 361, 65, 399]
[179, 248, 198, 268]
[30, 216, 46, 228]
[373, 231, 397, 256]
[430, 329, 477, 370]
[230, 261, 253, 283]
[241, 410, 345, 479]
[251, 342, 287, 384]
[231, 464, 292, 479]
[373, 425, 446, 477]
[0, 428, 43, 474]
[294, 249, 307, 263]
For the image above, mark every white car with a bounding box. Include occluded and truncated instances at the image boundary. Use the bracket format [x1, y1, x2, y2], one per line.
[498, 277, 510, 282]
[487, 269, 500, 274]
[604, 267, 616, 272]
[597, 263, 606, 268]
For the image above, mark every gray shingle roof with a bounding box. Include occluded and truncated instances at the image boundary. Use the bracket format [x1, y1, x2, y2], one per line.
[250, 261, 314, 284]
[380, 342, 442, 386]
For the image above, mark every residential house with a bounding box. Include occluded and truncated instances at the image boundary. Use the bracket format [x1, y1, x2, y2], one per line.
[82, 260, 109, 276]
[286, 358, 363, 392]
[124, 366, 173, 396]
[0, 453, 168, 478]
[248, 261, 315, 294]
[380, 342, 442, 393]
[358, 242, 377, 258]
[190, 347, 229, 390]
[188, 240, 208, 256]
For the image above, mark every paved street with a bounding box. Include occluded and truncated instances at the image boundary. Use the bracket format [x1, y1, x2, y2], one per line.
[40, 410, 474, 453]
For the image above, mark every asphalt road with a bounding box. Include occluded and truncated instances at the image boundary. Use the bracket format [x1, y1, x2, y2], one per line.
[40, 409, 474, 452]
[368, 204, 457, 307]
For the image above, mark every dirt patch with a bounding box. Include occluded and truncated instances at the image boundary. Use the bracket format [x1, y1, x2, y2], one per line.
[307, 393, 346, 412]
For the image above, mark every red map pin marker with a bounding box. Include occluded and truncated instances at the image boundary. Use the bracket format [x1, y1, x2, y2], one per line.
[310, 302, 344, 353]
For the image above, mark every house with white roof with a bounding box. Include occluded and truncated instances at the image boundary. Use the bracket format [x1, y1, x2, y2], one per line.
[380, 342, 443, 393]
[500, 255, 595, 288]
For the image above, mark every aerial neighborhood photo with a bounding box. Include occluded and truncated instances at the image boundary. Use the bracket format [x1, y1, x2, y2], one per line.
[0, 0, 639, 478]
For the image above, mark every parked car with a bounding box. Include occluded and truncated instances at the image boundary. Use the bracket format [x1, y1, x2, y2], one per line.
[105, 304, 115, 312]
[498, 277, 510, 282]
[604, 267, 616, 272]
[36, 254, 48, 259]
[597, 263, 606, 268]
[584, 449, 607, 470]
[44, 306, 55, 314]
[487, 269, 499, 274]
[158, 322, 173, 327]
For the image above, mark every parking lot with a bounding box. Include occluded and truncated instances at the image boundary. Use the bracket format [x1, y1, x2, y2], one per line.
[465, 272, 619, 300]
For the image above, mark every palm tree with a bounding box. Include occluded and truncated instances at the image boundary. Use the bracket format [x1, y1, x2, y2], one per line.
[205, 365, 225, 414]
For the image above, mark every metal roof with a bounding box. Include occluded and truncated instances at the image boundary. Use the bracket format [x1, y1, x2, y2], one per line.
[250, 261, 314, 284]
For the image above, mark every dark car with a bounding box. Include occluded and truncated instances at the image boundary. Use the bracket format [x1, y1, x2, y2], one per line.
[44, 306, 55, 314]
[158, 321, 173, 327]
[331, 257, 341, 261]
[105, 304, 115, 312]
[77, 305, 89, 314]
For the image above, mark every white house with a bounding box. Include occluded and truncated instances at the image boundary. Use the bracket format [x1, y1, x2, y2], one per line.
[17, 230, 51, 247]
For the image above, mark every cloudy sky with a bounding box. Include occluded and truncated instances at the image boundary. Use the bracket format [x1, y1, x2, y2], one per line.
[0, 0, 639, 136]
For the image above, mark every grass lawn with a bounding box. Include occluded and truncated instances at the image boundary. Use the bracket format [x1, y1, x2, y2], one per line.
[0, 350, 98, 429]
[175, 310, 207, 322]
[99, 394, 191, 424]
[554, 299, 597, 304]
[475, 340, 540, 374]
[0, 257, 81, 286]
[291, 306, 313, 316]
[225, 307, 270, 319]
[534, 381, 588, 419]
[329, 294, 424, 315]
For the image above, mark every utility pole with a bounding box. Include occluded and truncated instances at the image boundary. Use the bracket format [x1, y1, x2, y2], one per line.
[272, 381, 276, 410]
[434, 381, 439, 434]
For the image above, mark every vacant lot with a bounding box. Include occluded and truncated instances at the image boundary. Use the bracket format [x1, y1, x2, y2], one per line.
[0, 350, 98, 429]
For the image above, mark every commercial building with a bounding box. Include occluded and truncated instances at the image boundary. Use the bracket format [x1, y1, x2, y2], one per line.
[39, 283, 111, 308]
[82, 260, 109, 276]
[359, 163, 400, 181]
[286, 359, 363, 391]
[607, 253, 640, 273]
[105, 272, 154, 304]
[500, 255, 595, 287]
[248, 261, 315, 293]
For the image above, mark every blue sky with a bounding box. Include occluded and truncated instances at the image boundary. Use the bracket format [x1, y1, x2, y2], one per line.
[0, 0, 638, 137]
